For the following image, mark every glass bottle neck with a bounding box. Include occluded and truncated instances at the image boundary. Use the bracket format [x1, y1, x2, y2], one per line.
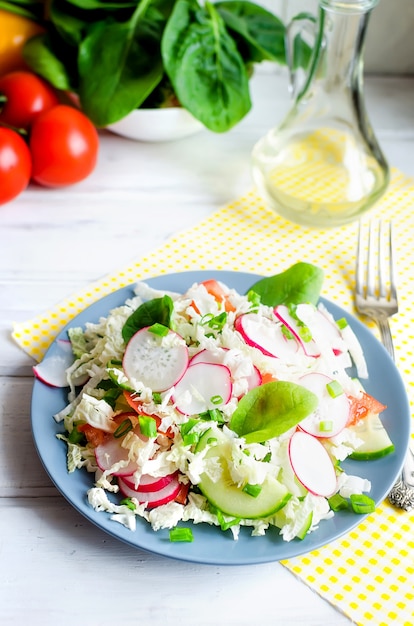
[308, 4, 372, 93]
[320, 0, 379, 13]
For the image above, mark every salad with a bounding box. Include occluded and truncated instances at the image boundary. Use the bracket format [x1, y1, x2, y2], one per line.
[34, 263, 394, 543]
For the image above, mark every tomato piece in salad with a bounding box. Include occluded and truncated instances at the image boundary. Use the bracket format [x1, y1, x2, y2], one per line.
[174, 481, 190, 505]
[78, 423, 110, 447]
[191, 279, 236, 314]
[347, 392, 387, 426]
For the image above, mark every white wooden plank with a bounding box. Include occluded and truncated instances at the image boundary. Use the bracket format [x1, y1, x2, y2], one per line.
[0, 498, 350, 626]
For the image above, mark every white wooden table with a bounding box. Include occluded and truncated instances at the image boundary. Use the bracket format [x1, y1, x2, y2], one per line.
[1, 71, 413, 626]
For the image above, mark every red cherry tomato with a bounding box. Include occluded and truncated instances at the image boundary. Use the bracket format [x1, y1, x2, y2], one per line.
[0, 71, 59, 129]
[29, 105, 99, 187]
[0, 127, 31, 205]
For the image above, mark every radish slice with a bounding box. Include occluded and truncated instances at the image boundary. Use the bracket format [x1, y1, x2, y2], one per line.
[122, 472, 176, 493]
[172, 362, 232, 415]
[274, 305, 320, 357]
[190, 348, 226, 366]
[95, 436, 139, 477]
[33, 339, 87, 388]
[234, 313, 299, 359]
[118, 473, 181, 508]
[123, 326, 189, 392]
[191, 348, 262, 392]
[298, 372, 350, 438]
[289, 431, 337, 497]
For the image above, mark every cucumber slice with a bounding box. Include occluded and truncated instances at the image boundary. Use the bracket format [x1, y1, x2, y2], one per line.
[349, 412, 395, 460]
[274, 507, 313, 540]
[196, 429, 290, 519]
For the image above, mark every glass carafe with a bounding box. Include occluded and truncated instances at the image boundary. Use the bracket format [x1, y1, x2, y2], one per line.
[251, 0, 389, 228]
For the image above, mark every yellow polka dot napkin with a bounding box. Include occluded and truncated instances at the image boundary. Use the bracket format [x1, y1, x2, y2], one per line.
[13, 168, 414, 626]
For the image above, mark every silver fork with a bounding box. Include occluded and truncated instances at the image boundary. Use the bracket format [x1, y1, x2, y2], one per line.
[355, 220, 414, 511]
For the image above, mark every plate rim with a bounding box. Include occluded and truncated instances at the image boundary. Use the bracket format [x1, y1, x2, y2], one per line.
[30, 270, 411, 565]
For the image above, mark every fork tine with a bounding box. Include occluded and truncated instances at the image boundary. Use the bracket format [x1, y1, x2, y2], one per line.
[378, 220, 387, 299]
[389, 222, 398, 302]
[356, 221, 365, 297]
[377, 221, 398, 302]
[366, 221, 377, 298]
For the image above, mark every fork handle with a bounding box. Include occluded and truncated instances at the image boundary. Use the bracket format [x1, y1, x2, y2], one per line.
[377, 317, 414, 510]
[377, 317, 395, 361]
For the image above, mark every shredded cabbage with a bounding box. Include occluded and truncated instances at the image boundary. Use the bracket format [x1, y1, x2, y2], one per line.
[56, 277, 385, 543]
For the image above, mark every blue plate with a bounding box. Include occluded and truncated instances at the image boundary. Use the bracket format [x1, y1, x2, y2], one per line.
[31, 271, 411, 565]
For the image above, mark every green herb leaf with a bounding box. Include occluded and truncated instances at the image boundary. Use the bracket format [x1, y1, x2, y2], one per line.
[162, 0, 251, 132]
[78, 0, 171, 126]
[215, 1, 286, 65]
[248, 262, 324, 307]
[23, 34, 74, 91]
[122, 295, 174, 344]
[229, 380, 318, 443]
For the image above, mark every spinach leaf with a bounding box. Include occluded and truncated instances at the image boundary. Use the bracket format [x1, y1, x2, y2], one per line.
[23, 34, 74, 90]
[78, 0, 171, 126]
[65, 0, 136, 9]
[248, 262, 324, 307]
[0, 0, 44, 20]
[162, 0, 251, 132]
[122, 295, 174, 344]
[49, 0, 92, 46]
[215, 1, 286, 65]
[229, 381, 318, 444]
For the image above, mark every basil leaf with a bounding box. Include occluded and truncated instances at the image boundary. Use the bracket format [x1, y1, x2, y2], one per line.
[230, 381, 318, 444]
[162, 0, 251, 132]
[78, 0, 171, 126]
[122, 295, 174, 344]
[248, 262, 324, 307]
[215, 1, 286, 65]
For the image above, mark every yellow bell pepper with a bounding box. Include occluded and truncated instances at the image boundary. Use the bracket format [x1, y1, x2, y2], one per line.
[0, 9, 44, 76]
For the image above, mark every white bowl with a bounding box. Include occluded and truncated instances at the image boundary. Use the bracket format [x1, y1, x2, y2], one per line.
[106, 107, 204, 142]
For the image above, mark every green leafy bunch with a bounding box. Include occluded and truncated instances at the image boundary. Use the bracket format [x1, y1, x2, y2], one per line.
[6, 0, 310, 132]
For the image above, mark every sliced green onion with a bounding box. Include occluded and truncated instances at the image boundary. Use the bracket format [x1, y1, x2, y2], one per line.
[319, 420, 333, 433]
[213, 507, 241, 531]
[242, 483, 262, 498]
[210, 395, 223, 405]
[148, 323, 169, 337]
[281, 325, 294, 340]
[107, 358, 123, 366]
[120, 497, 136, 511]
[262, 452, 272, 463]
[180, 418, 199, 437]
[209, 409, 224, 423]
[114, 418, 133, 438]
[328, 493, 349, 511]
[287, 303, 298, 318]
[183, 432, 200, 446]
[199, 408, 225, 423]
[152, 392, 162, 404]
[298, 325, 312, 343]
[246, 290, 261, 311]
[169, 527, 194, 542]
[326, 379, 344, 398]
[68, 423, 86, 445]
[138, 415, 157, 438]
[200, 312, 228, 331]
[336, 317, 348, 330]
[350, 494, 376, 514]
